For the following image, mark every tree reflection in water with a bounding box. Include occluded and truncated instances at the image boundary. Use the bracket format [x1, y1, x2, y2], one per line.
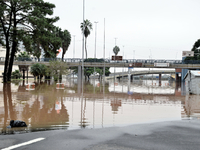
[1, 83, 17, 134]
[1, 82, 69, 134]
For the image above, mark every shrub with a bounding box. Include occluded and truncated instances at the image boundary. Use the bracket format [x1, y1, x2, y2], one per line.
[11, 70, 22, 79]
[30, 63, 47, 79]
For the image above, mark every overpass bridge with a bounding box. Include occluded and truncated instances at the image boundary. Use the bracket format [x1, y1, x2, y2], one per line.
[106, 70, 175, 80]
[0, 57, 200, 69]
[0, 57, 198, 82]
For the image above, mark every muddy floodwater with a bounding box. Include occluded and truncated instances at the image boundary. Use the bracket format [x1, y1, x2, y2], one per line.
[0, 78, 199, 134]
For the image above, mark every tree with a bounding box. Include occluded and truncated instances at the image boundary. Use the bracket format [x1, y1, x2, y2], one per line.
[84, 67, 94, 81]
[71, 66, 94, 81]
[30, 63, 47, 81]
[46, 60, 69, 82]
[96, 67, 111, 80]
[80, 19, 93, 59]
[53, 27, 71, 61]
[113, 46, 120, 56]
[11, 70, 22, 79]
[62, 30, 71, 61]
[185, 39, 200, 61]
[0, 0, 59, 82]
[71, 58, 111, 80]
[16, 51, 31, 61]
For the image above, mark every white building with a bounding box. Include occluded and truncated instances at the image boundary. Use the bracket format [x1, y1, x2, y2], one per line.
[184, 70, 200, 95]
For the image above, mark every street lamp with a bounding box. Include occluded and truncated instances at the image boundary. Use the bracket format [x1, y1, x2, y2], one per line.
[82, 0, 85, 80]
[94, 21, 98, 76]
[94, 21, 98, 59]
[114, 38, 117, 46]
[73, 35, 75, 59]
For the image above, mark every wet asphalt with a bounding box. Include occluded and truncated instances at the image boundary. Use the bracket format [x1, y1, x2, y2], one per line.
[0, 120, 200, 150]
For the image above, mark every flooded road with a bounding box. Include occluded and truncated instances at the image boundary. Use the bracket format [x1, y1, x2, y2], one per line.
[0, 78, 199, 135]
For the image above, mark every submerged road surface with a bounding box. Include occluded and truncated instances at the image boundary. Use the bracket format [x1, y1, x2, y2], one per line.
[1, 120, 200, 150]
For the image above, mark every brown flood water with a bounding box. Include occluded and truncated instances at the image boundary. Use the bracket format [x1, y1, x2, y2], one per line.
[0, 79, 199, 135]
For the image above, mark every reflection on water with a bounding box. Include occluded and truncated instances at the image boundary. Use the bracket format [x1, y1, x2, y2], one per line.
[0, 78, 199, 135]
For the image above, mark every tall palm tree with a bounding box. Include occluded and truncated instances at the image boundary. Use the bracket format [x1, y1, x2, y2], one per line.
[80, 19, 93, 59]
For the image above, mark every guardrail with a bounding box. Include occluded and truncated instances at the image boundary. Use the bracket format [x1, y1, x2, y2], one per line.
[0, 57, 199, 64]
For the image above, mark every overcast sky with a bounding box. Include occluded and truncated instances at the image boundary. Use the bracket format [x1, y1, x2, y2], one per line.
[47, 0, 200, 60]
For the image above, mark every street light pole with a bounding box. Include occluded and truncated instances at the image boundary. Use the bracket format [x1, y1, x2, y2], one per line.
[73, 35, 75, 59]
[73, 35, 75, 80]
[80, 0, 85, 127]
[114, 38, 117, 85]
[103, 18, 105, 83]
[114, 38, 117, 46]
[94, 21, 98, 77]
[94, 21, 98, 59]
[82, 0, 85, 81]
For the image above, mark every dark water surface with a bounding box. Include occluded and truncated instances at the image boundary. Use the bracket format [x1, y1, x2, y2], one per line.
[0, 78, 199, 135]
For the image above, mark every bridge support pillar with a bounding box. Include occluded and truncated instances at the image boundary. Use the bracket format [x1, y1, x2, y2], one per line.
[27, 68, 29, 81]
[128, 68, 131, 92]
[22, 70, 25, 80]
[18, 65, 29, 80]
[159, 74, 161, 86]
[175, 68, 182, 82]
[77, 65, 82, 94]
[131, 75, 133, 82]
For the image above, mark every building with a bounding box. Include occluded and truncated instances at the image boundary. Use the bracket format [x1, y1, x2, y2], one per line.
[184, 70, 200, 94]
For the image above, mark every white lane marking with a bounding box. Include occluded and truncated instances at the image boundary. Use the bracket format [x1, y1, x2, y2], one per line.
[1, 138, 45, 150]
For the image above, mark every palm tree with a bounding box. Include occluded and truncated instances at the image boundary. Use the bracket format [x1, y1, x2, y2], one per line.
[80, 19, 93, 59]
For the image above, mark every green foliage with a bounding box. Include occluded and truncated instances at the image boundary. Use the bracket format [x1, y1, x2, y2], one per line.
[30, 63, 47, 79]
[70, 66, 94, 79]
[11, 70, 22, 79]
[16, 51, 31, 61]
[84, 58, 111, 76]
[84, 58, 104, 62]
[113, 46, 120, 56]
[80, 19, 93, 59]
[0, 0, 61, 82]
[47, 60, 69, 81]
[84, 67, 94, 79]
[185, 39, 200, 61]
[71, 58, 111, 80]
[0, 0, 60, 82]
[24, 18, 61, 59]
[54, 27, 71, 60]
[96, 67, 111, 77]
